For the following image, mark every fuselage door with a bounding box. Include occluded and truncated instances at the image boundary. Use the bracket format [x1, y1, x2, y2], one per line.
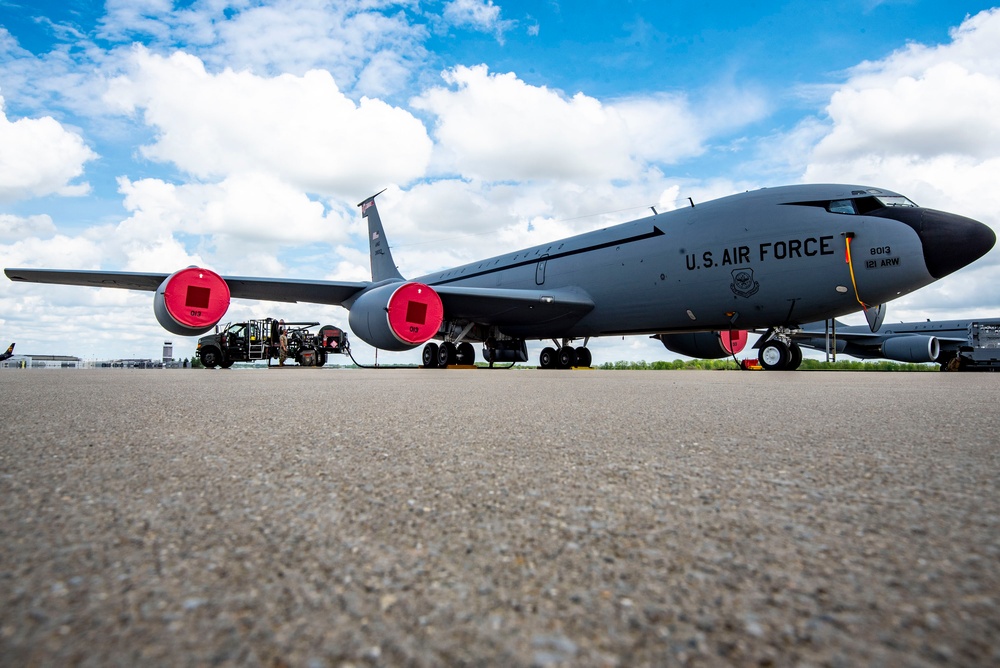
[535, 255, 548, 285]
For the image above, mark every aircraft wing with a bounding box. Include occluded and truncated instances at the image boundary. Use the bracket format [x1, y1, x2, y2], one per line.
[794, 320, 968, 344]
[434, 285, 595, 327]
[793, 321, 891, 341]
[4, 268, 369, 306]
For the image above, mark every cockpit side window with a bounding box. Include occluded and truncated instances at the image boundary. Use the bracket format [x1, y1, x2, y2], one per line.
[827, 199, 856, 214]
[853, 196, 885, 214]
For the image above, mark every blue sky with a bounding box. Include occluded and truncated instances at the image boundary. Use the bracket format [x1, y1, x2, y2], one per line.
[2, 1, 999, 363]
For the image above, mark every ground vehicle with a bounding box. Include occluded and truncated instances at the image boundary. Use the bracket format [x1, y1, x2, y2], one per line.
[197, 319, 349, 368]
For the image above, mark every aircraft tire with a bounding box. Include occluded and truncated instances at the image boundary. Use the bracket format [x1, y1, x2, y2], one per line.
[557, 346, 577, 369]
[422, 342, 439, 368]
[438, 342, 457, 367]
[759, 340, 789, 371]
[786, 342, 803, 370]
[539, 347, 556, 369]
[575, 347, 592, 368]
[200, 346, 222, 368]
[457, 342, 475, 365]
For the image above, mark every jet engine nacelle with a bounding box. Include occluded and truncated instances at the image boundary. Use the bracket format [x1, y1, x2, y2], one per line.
[153, 267, 231, 336]
[880, 335, 940, 363]
[657, 330, 748, 359]
[348, 281, 444, 351]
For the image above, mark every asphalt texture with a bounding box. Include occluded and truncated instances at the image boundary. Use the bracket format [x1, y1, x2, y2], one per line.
[1, 367, 998, 666]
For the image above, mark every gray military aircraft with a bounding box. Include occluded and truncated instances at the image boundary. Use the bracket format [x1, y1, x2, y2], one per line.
[784, 317, 1000, 371]
[4, 184, 996, 368]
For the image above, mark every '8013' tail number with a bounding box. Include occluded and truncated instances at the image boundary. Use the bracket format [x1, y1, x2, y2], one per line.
[870, 245, 891, 255]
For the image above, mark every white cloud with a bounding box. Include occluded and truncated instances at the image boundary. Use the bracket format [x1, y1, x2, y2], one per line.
[1, 234, 103, 272]
[814, 62, 1000, 163]
[0, 214, 57, 239]
[105, 48, 433, 197]
[803, 9, 1000, 186]
[411, 65, 762, 183]
[112, 173, 352, 273]
[99, 0, 428, 96]
[0, 96, 97, 202]
[442, 0, 515, 43]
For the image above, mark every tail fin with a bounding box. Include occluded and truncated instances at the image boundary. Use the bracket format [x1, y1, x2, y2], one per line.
[0, 343, 14, 361]
[358, 190, 404, 282]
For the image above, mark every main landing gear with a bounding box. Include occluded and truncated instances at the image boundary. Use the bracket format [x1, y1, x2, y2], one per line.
[538, 339, 592, 369]
[758, 338, 803, 371]
[421, 335, 592, 369]
[421, 341, 476, 368]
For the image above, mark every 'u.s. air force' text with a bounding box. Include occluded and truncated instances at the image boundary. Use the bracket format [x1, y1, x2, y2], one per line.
[685, 236, 835, 270]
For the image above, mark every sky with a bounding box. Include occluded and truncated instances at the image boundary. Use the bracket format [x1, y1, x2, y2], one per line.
[2, 0, 999, 365]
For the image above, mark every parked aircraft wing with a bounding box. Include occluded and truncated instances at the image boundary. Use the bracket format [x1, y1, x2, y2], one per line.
[5, 268, 168, 291]
[794, 320, 967, 344]
[434, 285, 595, 327]
[793, 321, 889, 340]
[222, 276, 368, 305]
[4, 268, 369, 305]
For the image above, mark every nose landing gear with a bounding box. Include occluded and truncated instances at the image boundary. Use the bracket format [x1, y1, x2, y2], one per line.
[758, 338, 802, 371]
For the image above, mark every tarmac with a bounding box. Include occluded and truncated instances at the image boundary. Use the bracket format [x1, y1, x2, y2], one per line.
[1, 367, 998, 666]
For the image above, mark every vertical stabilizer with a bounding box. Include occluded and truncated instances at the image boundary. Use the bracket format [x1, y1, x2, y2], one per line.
[358, 190, 404, 282]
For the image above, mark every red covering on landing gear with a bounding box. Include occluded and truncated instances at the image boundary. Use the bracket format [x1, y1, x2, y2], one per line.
[386, 282, 444, 345]
[162, 267, 230, 330]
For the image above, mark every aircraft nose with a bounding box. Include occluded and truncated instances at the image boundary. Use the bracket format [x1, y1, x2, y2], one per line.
[872, 207, 996, 279]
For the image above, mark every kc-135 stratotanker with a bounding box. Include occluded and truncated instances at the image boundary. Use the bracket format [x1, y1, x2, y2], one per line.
[5, 185, 995, 369]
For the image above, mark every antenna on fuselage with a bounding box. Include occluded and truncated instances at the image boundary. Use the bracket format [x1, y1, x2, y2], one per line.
[688, 197, 695, 208]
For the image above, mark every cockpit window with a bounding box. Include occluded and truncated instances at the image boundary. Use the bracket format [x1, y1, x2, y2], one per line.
[874, 195, 918, 208]
[853, 196, 884, 214]
[827, 199, 856, 214]
[788, 194, 920, 214]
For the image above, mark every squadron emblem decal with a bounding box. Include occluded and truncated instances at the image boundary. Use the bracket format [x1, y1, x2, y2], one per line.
[730, 267, 759, 298]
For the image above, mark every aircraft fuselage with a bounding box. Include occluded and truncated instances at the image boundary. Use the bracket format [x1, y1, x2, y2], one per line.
[414, 185, 990, 338]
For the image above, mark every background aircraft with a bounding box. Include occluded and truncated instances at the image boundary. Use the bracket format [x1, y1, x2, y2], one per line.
[5, 184, 995, 369]
[0, 343, 14, 362]
[785, 318, 1000, 371]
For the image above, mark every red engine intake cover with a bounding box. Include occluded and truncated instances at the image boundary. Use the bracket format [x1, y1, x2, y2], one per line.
[386, 282, 444, 345]
[163, 267, 231, 330]
[720, 330, 748, 355]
